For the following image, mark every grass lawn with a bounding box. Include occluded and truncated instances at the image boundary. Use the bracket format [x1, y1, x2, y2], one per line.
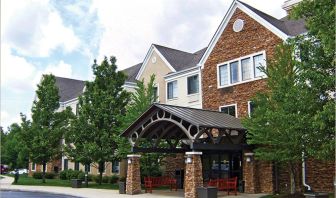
[13, 175, 119, 189]
[261, 193, 334, 198]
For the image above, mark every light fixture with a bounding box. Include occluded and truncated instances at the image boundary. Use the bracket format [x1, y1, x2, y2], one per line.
[244, 152, 254, 163]
[128, 159, 132, 164]
[186, 157, 192, 164]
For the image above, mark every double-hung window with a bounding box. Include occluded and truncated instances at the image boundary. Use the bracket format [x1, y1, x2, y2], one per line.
[167, 81, 177, 99]
[187, 75, 199, 95]
[63, 159, 68, 170]
[74, 162, 80, 171]
[218, 51, 266, 87]
[219, 104, 237, 117]
[112, 161, 119, 173]
[248, 101, 255, 117]
[85, 164, 91, 173]
[32, 163, 36, 171]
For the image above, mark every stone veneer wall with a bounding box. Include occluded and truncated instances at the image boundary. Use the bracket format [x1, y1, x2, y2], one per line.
[184, 154, 203, 198]
[126, 155, 141, 195]
[163, 154, 185, 177]
[202, 8, 282, 115]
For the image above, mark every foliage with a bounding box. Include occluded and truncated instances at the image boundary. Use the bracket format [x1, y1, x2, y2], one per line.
[32, 172, 43, 179]
[20, 74, 74, 183]
[243, 0, 335, 193]
[110, 175, 119, 184]
[59, 171, 67, 180]
[64, 57, 130, 185]
[45, 172, 56, 179]
[1, 123, 29, 169]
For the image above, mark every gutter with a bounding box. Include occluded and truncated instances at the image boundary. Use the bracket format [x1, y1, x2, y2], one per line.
[302, 152, 312, 191]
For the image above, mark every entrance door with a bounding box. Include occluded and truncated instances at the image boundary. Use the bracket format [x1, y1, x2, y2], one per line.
[202, 152, 242, 181]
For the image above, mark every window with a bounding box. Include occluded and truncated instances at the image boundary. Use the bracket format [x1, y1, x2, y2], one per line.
[219, 64, 229, 86]
[219, 104, 237, 117]
[153, 86, 158, 101]
[230, 61, 239, 84]
[248, 101, 255, 117]
[187, 75, 199, 95]
[63, 159, 68, 170]
[241, 58, 252, 80]
[76, 104, 79, 116]
[85, 164, 91, 173]
[253, 54, 265, 77]
[112, 161, 119, 173]
[32, 163, 36, 171]
[167, 81, 177, 99]
[218, 51, 266, 88]
[74, 162, 80, 171]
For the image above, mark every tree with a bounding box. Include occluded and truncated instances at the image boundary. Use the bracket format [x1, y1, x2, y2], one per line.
[118, 75, 164, 177]
[1, 123, 29, 169]
[64, 57, 130, 185]
[20, 74, 73, 183]
[242, 0, 335, 193]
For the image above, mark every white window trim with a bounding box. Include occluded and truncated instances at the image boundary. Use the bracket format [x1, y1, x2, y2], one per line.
[248, 101, 253, 117]
[112, 161, 120, 174]
[85, 164, 91, 173]
[154, 83, 159, 102]
[31, 163, 36, 172]
[186, 74, 200, 96]
[166, 80, 178, 101]
[217, 51, 267, 89]
[219, 103, 238, 118]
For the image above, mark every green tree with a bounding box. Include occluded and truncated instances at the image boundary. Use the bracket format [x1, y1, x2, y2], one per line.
[243, 0, 335, 193]
[65, 57, 130, 185]
[20, 74, 73, 183]
[118, 75, 164, 177]
[1, 123, 29, 169]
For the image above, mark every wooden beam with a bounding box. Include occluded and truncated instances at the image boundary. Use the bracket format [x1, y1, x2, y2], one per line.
[131, 147, 189, 153]
[190, 143, 244, 151]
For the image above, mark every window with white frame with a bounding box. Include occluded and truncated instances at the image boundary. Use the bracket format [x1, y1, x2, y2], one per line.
[32, 162, 36, 171]
[85, 164, 91, 173]
[112, 161, 119, 173]
[219, 104, 237, 117]
[248, 101, 255, 117]
[74, 162, 80, 171]
[153, 86, 158, 102]
[167, 80, 177, 99]
[218, 51, 266, 87]
[187, 75, 199, 95]
[63, 159, 68, 170]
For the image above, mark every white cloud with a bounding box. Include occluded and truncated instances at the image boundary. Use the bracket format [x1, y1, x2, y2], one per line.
[1, 0, 80, 57]
[0, 110, 21, 130]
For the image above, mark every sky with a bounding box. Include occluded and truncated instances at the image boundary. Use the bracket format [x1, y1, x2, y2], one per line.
[0, 0, 287, 130]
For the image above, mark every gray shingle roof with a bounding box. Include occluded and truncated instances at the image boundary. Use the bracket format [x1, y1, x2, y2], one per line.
[154, 44, 207, 71]
[55, 76, 85, 102]
[122, 103, 245, 137]
[121, 63, 142, 83]
[238, 0, 307, 36]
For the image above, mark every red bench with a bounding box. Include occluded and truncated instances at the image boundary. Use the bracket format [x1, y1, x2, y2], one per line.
[208, 177, 238, 195]
[144, 176, 177, 193]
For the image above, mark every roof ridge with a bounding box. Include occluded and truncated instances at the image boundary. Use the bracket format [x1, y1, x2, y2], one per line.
[153, 44, 194, 55]
[55, 76, 85, 82]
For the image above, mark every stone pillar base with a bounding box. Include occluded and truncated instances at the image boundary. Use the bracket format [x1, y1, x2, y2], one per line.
[184, 151, 203, 198]
[126, 154, 141, 195]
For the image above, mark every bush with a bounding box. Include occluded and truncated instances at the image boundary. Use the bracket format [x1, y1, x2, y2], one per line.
[32, 172, 43, 179]
[93, 175, 100, 183]
[45, 172, 55, 179]
[102, 176, 109, 183]
[87, 174, 93, 182]
[78, 172, 85, 180]
[59, 171, 67, 180]
[110, 175, 119, 184]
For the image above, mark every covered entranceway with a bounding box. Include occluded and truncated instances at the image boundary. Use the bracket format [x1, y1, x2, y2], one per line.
[121, 104, 247, 198]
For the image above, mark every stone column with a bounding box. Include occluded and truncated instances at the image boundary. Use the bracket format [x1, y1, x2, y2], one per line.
[184, 151, 203, 198]
[243, 151, 257, 193]
[126, 154, 141, 195]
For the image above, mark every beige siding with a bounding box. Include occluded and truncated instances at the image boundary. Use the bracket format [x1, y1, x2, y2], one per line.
[138, 50, 173, 103]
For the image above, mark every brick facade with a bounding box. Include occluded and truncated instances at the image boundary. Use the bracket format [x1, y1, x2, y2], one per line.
[201, 7, 334, 194]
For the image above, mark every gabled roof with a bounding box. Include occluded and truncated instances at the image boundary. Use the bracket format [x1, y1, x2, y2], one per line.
[238, 1, 306, 36]
[199, 0, 307, 67]
[121, 62, 142, 83]
[127, 44, 206, 81]
[122, 103, 245, 138]
[55, 76, 85, 102]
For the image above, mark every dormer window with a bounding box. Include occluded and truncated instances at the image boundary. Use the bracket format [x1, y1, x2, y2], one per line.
[217, 51, 266, 88]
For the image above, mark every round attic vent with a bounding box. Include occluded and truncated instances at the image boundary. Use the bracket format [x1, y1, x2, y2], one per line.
[233, 19, 244, 32]
[152, 56, 157, 63]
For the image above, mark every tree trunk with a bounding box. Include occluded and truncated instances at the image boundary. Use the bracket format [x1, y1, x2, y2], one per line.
[42, 161, 46, 183]
[289, 162, 296, 194]
[98, 161, 104, 185]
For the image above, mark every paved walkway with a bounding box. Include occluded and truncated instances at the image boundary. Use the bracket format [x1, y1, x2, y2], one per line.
[0, 176, 267, 198]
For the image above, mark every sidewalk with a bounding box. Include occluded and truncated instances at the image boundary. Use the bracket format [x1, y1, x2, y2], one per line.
[0, 176, 267, 198]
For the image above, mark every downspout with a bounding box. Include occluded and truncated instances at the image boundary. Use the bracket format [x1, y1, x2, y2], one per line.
[302, 152, 311, 191]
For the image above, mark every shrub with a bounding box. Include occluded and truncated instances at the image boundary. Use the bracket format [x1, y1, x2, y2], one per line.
[87, 174, 93, 182]
[32, 172, 43, 179]
[59, 171, 67, 180]
[93, 175, 100, 183]
[119, 177, 126, 182]
[45, 172, 55, 179]
[102, 176, 109, 183]
[78, 172, 85, 180]
[110, 175, 119, 184]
